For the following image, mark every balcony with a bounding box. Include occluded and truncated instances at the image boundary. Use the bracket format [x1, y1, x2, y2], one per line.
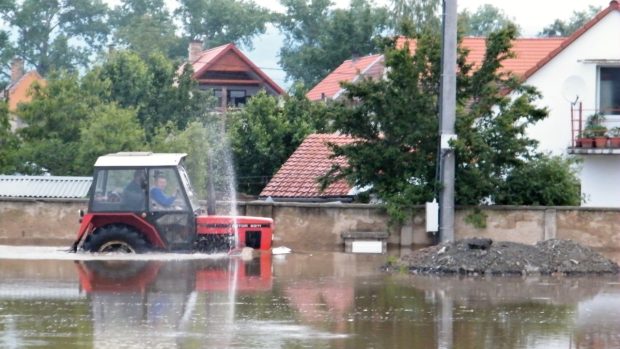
[568, 103, 620, 155]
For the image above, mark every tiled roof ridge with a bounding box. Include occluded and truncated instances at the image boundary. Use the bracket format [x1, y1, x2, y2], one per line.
[522, 1, 620, 80]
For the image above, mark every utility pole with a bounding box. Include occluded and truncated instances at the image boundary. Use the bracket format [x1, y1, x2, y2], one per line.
[438, 0, 457, 242]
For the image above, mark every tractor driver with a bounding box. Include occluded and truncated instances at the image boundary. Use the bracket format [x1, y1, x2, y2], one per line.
[122, 170, 146, 210]
[150, 175, 177, 208]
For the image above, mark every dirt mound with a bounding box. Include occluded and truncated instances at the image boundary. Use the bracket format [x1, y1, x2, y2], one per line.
[394, 238, 619, 276]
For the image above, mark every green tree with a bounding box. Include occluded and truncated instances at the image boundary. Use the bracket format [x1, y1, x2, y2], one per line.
[496, 155, 581, 206]
[389, 0, 440, 34]
[0, 101, 20, 174]
[0, 29, 13, 85]
[539, 5, 601, 37]
[90, 50, 206, 138]
[278, 0, 388, 86]
[229, 88, 330, 194]
[75, 104, 146, 174]
[109, 0, 183, 59]
[15, 70, 107, 174]
[459, 4, 518, 37]
[321, 25, 571, 221]
[0, 0, 109, 76]
[150, 121, 210, 198]
[176, 0, 272, 49]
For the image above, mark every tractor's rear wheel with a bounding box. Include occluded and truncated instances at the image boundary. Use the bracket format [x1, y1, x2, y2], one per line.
[82, 225, 149, 253]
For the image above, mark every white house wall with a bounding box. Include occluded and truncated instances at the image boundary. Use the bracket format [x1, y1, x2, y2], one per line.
[525, 10, 620, 154]
[524, 10, 620, 207]
[580, 156, 620, 207]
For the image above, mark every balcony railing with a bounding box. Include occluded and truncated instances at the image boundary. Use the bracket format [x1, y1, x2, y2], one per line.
[570, 103, 620, 152]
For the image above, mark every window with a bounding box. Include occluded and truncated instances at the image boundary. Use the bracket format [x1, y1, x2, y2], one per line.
[213, 89, 223, 107]
[228, 89, 247, 107]
[91, 169, 146, 212]
[599, 67, 620, 114]
[149, 168, 187, 211]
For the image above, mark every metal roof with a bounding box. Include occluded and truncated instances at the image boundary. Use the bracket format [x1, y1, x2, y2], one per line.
[0, 175, 92, 199]
[94, 152, 187, 167]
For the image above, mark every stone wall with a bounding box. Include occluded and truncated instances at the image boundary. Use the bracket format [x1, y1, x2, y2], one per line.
[1, 198, 619, 250]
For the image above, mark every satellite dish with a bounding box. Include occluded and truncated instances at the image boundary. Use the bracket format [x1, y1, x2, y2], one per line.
[561, 76, 587, 105]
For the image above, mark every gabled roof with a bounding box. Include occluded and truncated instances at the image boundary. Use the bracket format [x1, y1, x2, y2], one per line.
[0, 175, 92, 199]
[260, 133, 355, 198]
[306, 54, 383, 101]
[190, 43, 284, 95]
[309, 36, 565, 101]
[395, 36, 565, 77]
[522, 0, 620, 80]
[4, 70, 45, 111]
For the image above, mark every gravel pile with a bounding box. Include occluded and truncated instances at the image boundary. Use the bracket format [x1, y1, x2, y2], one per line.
[393, 238, 619, 276]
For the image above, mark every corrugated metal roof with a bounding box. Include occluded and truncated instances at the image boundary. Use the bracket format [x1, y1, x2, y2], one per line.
[0, 175, 92, 199]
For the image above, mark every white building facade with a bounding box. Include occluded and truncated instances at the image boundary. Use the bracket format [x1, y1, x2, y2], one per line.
[524, 1, 620, 207]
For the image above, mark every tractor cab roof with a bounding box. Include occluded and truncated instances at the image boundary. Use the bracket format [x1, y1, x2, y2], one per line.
[94, 152, 187, 168]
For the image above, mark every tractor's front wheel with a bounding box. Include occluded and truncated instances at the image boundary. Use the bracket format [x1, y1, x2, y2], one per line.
[82, 225, 149, 253]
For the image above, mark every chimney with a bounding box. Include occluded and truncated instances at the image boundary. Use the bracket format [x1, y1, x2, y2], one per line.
[11, 57, 24, 83]
[188, 40, 203, 63]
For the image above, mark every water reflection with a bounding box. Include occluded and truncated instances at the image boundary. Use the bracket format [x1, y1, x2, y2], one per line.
[0, 251, 618, 348]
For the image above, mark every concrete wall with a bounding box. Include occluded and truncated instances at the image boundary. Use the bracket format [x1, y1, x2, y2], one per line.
[2, 199, 620, 250]
[0, 198, 87, 245]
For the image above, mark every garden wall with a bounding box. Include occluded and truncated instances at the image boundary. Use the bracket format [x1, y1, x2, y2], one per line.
[1, 198, 619, 250]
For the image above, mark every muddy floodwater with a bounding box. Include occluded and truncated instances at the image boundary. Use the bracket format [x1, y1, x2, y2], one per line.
[0, 247, 619, 348]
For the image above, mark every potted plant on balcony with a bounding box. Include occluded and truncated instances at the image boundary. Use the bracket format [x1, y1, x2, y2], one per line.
[578, 131, 594, 148]
[585, 113, 608, 148]
[609, 127, 620, 148]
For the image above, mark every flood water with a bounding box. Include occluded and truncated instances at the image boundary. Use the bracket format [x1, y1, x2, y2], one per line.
[0, 247, 619, 349]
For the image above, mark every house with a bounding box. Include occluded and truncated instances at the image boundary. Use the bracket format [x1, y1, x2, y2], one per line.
[187, 41, 284, 108]
[521, 0, 620, 207]
[298, 36, 564, 201]
[1, 58, 45, 130]
[259, 133, 355, 201]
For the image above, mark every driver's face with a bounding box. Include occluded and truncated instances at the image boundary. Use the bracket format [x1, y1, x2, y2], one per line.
[156, 177, 167, 188]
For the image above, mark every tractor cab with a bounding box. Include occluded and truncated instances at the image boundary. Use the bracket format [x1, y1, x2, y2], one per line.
[72, 152, 273, 253]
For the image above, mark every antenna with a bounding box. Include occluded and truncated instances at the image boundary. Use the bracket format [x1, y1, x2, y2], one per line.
[561, 76, 587, 106]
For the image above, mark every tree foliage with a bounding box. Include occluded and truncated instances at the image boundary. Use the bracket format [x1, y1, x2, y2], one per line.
[12, 51, 210, 176]
[176, 0, 272, 49]
[278, 0, 388, 86]
[75, 104, 146, 174]
[109, 0, 183, 59]
[0, 0, 109, 76]
[539, 5, 601, 37]
[459, 4, 518, 37]
[228, 87, 330, 194]
[89, 50, 207, 137]
[495, 155, 581, 206]
[0, 101, 20, 174]
[389, 0, 440, 35]
[322, 25, 578, 221]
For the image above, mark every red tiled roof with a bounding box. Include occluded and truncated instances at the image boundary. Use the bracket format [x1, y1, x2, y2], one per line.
[522, 0, 620, 80]
[306, 54, 383, 101]
[396, 36, 565, 76]
[260, 133, 355, 198]
[309, 36, 563, 101]
[190, 43, 284, 95]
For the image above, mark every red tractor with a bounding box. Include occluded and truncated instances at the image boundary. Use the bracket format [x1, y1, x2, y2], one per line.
[71, 152, 273, 253]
